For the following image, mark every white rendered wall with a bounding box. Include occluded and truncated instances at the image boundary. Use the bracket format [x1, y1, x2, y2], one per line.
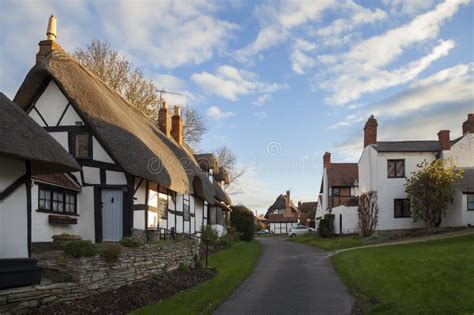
[211, 224, 227, 237]
[322, 168, 328, 211]
[49, 132, 68, 151]
[106, 171, 127, 185]
[332, 205, 359, 234]
[441, 134, 474, 168]
[33, 81, 69, 126]
[93, 137, 114, 164]
[0, 157, 28, 258]
[59, 104, 83, 126]
[83, 167, 100, 184]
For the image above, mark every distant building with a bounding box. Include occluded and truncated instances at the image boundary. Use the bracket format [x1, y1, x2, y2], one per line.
[265, 191, 300, 234]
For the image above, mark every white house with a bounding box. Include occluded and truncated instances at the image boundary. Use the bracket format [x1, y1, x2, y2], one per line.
[265, 191, 300, 234]
[0, 93, 80, 288]
[357, 114, 474, 231]
[316, 153, 359, 234]
[12, 16, 231, 245]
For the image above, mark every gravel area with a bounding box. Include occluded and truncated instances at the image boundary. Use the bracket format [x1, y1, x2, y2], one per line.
[32, 268, 216, 314]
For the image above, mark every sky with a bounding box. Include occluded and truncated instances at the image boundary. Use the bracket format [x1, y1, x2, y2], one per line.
[1, 0, 473, 214]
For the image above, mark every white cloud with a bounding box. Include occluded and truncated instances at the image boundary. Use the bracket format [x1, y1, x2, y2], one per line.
[316, 0, 467, 105]
[385, 0, 435, 16]
[253, 94, 272, 107]
[234, 0, 336, 62]
[192, 65, 286, 101]
[290, 38, 317, 74]
[206, 106, 235, 120]
[411, 63, 472, 87]
[253, 111, 268, 119]
[153, 74, 185, 91]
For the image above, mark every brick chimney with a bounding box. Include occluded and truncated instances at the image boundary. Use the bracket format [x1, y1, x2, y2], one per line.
[437, 130, 451, 151]
[36, 16, 62, 63]
[171, 106, 183, 145]
[284, 190, 291, 217]
[323, 152, 331, 169]
[462, 114, 474, 135]
[364, 115, 378, 148]
[158, 101, 171, 137]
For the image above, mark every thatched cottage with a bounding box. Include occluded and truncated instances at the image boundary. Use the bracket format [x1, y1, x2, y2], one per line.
[11, 16, 231, 245]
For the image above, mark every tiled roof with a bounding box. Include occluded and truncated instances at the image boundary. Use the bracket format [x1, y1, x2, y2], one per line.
[33, 173, 82, 191]
[298, 201, 317, 213]
[372, 141, 440, 152]
[327, 163, 358, 187]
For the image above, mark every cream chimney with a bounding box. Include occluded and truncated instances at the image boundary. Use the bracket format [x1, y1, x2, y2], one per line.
[46, 15, 57, 41]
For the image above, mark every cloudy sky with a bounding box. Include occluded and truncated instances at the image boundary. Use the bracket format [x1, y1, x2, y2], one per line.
[1, 0, 473, 213]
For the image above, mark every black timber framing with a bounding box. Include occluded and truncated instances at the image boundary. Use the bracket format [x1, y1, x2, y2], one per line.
[0, 174, 27, 201]
[26, 162, 32, 257]
[56, 102, 71, 126]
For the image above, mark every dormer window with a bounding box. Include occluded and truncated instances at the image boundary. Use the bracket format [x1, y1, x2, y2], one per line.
[70, 131, 92, 159]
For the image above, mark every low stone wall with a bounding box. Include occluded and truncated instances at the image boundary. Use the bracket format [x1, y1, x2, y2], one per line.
[0, 239, 199, 314]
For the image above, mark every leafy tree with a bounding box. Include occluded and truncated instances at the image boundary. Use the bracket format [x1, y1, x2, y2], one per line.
[405, 159, 463, 228]
[74, 39, 206, 148]
[215, 145, 245, 194]
[230, 205, 255, 241]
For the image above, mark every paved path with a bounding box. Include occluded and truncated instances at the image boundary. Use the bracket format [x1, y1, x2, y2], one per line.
[215, 237, 353, 315]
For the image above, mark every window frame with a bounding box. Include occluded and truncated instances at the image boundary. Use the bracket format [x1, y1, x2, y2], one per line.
[467, 194, 474, 211]
[387, 159, 405, 178]
[69, 131, 92, 160]
[394, 199, 410, 218]
[183, 195, 191, 221]
[37, 184, 78, 216]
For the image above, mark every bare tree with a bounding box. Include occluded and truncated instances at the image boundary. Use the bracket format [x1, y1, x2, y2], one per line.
[183, 107, 207, 148]
[357, 191, 379, 237]
[215, 145, 245, 194]
[74, 39, 206, 148]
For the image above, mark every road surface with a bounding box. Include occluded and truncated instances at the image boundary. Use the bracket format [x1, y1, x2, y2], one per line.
[215, 237, 353, 315]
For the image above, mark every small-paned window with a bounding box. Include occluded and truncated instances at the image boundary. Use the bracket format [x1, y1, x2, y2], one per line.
[394, 199, 410, 218]
[183, 195, 190, 221]
[38, 185, 77, 215]
[387, 160, 405, 178]
[467, 195, 474, 211]
[71, 132, 91, 159]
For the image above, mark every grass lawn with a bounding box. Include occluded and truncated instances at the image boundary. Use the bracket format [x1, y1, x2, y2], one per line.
[332, 234, 474, 314]
[288, 233, 362, 251]
[133, 240, 261, 315]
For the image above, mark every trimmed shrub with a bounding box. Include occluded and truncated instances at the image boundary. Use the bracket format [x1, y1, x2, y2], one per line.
[64, 240, 95, 258]
[201, 224, 219, 246]
[318, 214, 335, 238]
[99, 243, 123, 263]
[119, 236, 142, 248]
[230, 205, 255, 241]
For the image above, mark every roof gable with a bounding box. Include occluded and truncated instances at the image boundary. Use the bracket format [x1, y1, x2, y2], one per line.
[327, 163, 358, 187]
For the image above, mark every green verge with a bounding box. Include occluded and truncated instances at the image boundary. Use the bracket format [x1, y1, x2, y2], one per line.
[331, 234, 474, 314]
[287, 234, 362, 251]
[132, 240, 261, 315]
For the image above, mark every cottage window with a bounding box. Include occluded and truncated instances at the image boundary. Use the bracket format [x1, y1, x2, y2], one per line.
[394, 199, 410, 218]
[468, 195, 474, 211]
[38, 185, 77, 215]
[71, 132, 91, 159]
[209, 206, 217, 225]
[183, 195, 190, 221]
[216, 207, 223, 225]
[387, 160, 405, 178]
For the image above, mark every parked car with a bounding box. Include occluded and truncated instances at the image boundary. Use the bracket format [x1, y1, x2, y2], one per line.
[257, 229, 270, 235]
[288, 225, 314, 237]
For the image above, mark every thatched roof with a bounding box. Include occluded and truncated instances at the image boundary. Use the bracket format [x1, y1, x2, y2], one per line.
[14, 49, 215, 202]
[265, 194, 299, 218]
[194, 153, 218, 172]
[213, 181, 231, 205]
[0, 92, 80, 175]
[214, 166, 230, 184]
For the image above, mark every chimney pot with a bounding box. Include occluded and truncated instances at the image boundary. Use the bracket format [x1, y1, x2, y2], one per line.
[364, 115, 378, 148]
[171, 106, 183, 145]
[437, 130, 451, 151]
[46, 15, 57, 41]
[462, 113, 474, 135]
[323, 152, 331, 169]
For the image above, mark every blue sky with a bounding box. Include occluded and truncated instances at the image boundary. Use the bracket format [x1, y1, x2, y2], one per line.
[1, 0, 473, 213]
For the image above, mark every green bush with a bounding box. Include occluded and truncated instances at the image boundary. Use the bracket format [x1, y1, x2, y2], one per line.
[64, 240, 95, 258]
[177, 263, 190, 273]
[119, 236, 142, 247]
[201, 224, 219, 246]
[230, 205, 255, 241]
[99, 243, 123, 263]
[218, 234, 235, 249]
[318, 214, 335, 238]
